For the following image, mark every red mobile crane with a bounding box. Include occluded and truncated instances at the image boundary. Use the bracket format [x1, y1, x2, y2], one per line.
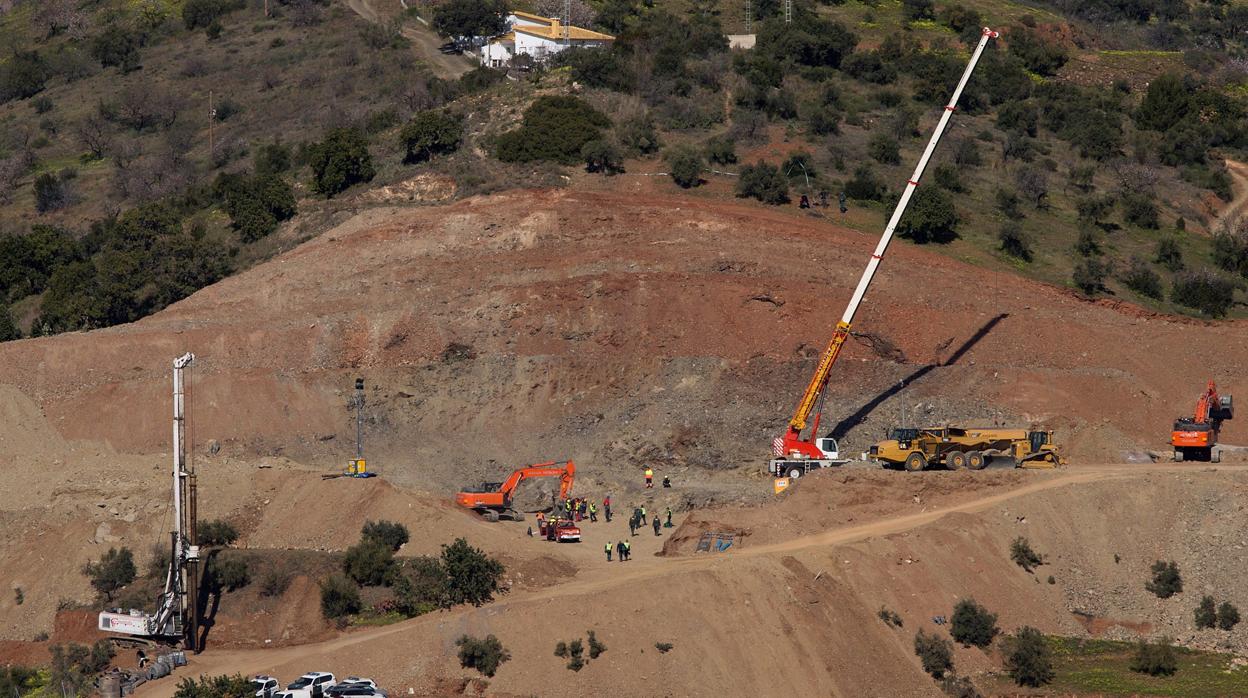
[768, 28, 1000, 480]
[1171, 381, 1233, 462]
[456, 460, 576, 521]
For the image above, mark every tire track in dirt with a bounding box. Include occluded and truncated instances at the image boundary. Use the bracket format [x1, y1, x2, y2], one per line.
[1214, 159, 1248, 231]
[342, 0, 476, 79]
[140, 464, 1182, 696]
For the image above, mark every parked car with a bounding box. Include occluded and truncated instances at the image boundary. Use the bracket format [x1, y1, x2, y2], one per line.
[328, 686, 386, 698]
[286, 673, 335, 698]
[252, 676, 280, 698]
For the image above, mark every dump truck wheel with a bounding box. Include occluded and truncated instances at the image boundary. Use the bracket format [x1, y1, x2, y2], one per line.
[904, 452, 928, 472]
[967, 451, 986, 470]
[947, 451, 967, 470]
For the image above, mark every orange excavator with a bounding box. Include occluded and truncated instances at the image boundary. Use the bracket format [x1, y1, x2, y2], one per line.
[456, 460, 575, 522]
[1171, 381, 1233, 462]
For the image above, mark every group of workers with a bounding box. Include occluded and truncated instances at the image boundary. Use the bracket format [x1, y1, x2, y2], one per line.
[643, 467, 672, 489]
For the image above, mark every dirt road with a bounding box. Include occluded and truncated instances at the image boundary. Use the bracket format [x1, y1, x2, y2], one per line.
[139, 464, 1156, 698]
[1214, 159, 1248, 231]
[343, 0, 476, 79]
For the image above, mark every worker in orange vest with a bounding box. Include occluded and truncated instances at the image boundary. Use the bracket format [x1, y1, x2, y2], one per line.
[644, 467, 654, 488]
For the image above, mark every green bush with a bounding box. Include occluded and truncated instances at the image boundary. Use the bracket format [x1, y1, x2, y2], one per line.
[1121, 192, 1159, 229]
[343, 540, 397, 587]
[705, 136, 737, 165]
[903, 0, 935, 21]
[308, 127, 375, 197]
[868, 133, 901, 165]
[655, 642, 674, 653]
[1171, 270, 1237, 318]
[618, 115, 662, 157]
[362, 520, 410, 551]
[665, 146, 704, 188]
[216, 173, 297, 242]
[207, 555, 250, 592]
[950, 599, 999, 648]
[0, 303, 20, 342]
[999, 223, 1033, 262]
[1003, 626, 1054, 687]
[432, 0, 507, 42]
[1155, 237, 1184, 272]
[442, 538, 504, 607]
[456, 634, 510, 677]
[807, 105, 841, 135]
[1121, 258, 1163, 300]
[1010, 537, 1044, 572]
[199, 519, 239, 546]
[1072, 257, 1111, 295]
[845, 165, 885, 201]
[259, 568, 292, 598]
[898, 188, 958, 244]
[254, 142, 292, 176]
[173, 674, 253, 698]
[736, 162, 789, 205]
[996, 188, 1023, 219]
[81, 547, 136, 600]
[1145, 560, 1183, 599]
[183, 0, 244, 30]
[1195, 595, 1217, 629]
[877, 607, 903, 628]
[566, 638, 585, 671]
[1007, 28, 1068, 76]
[399, 111, 462, 163]
[1218, 602, 1240, 630]
[393, 556, 449, 617]
[932, 164, 964, 193]
[913, 629, 953, 678]
[319, 575, 362, 619]
[1213, 228, 1248, 277]
[1130, 638, 1177, 677]
[1, 51, 51, 102]
[581, 140, 624, 175]
[50, 642, 114, 697]
[495, 96, 610, 164]
[587, 630, 606, 659]
[34, 173, 71, 213]
[91, 25, 142, 72]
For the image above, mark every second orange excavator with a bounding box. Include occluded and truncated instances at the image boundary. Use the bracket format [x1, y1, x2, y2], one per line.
[456, 460, 575, 522]
[1171, 381, 1233, 462]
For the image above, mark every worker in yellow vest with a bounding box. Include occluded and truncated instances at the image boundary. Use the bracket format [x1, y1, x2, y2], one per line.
[644, 467, 654, 488]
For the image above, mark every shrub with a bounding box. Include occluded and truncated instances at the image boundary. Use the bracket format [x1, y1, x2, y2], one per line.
[441, 538, 504, 607]
[845, 165, 885, 201]
[1195, 596, 1217, 629]
[1073, 257, 1111, 295]
[1213, 227, 1248, 277]
[34, 173, 71, 213]
[913, 629, 953, 678]
[995, 188, 1023, 219]
[1121, 259, 1163, 300]
[432, 0, 507, 42]
[0, 304, 19, 342]
[33, 96, 54, 114]
[554, 641, 568, 658]
[581, 140, 623, 175]
[1003, 626, 1054, 687]
[999, 223, 1032, 262]
[655, 642, 674, 653]
[91, 25, 141, 72]
[950, 599, 999, 648]
[932, 164, 964, 193]
[393, 556, 449, 617]
[259, 568, 292, 598]
[456, 635, 510, 677]
[254, 142, 292, 176]
[1218, 602, 1240, 630]
[82, 547, 136, 600]
[954, 138, 982, 167]
[617, 115, 661, 156]
[1145, 560, 1182, 599]
[877, 607, 903, 628]
[868, 133, 901, 165]
[705, 136, 737, 165]
[1121, 193, 1159, 229]
[1, 51, 51, 102]
[898, 188, 958, 244]
[215, 173, 297, 242]
[199, 519, 239, 546]
[183, 0, 244, 30]
[1171, 271, 1237, 318]
[587, 630, 606, 659]
[1130, 638, 1177, 677]
[1010, 537, 1044, 572]
[736, 162, 789, 205]
[1075, 230, 1101, 258]
[808, 105, 841, 136]
[207, 555, 249, 592]
[399, 111, 462, 163]
[664, 146, 704, 188]
[343, 540, 397, 587]
[903, 0, 935, 21]
[173, 674, 253, 698]
[308, 127, 375, 197]
[362, 520, 410, 552]
[319, 575, 362, 619]
[566, 638, 585, 671]
[495, 96, 610, 164]
[1155, 237, 1184, 272]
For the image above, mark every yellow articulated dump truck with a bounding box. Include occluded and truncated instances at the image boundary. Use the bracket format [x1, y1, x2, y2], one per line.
[869, 427, 1062, 472]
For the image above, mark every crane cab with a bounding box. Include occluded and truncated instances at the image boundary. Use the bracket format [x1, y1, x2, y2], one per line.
[768, 436, 849, 478]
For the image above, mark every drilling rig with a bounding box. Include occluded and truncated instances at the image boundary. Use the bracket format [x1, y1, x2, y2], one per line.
[767, 28, 1000, 479]
[98, 353, 200, 651]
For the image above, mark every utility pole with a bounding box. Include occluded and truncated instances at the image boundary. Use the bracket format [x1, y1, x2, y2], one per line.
[744, 0, 751, 33]
[208, 91, 215, 162]
[785, 0, 792, 23]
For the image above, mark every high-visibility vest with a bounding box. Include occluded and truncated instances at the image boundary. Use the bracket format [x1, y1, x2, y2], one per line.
[605, 543, 612, 552]
[623, 541, 631, 551]
[645, 468, 653, 478]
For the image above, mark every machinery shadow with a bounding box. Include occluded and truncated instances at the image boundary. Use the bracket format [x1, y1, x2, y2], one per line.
[195, 551, 220, 651]
[827, 313, 1009, 439]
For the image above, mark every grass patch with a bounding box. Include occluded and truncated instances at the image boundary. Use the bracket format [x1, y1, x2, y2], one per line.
[984, 636, 1248, 697]
[350, 611, 407, 627]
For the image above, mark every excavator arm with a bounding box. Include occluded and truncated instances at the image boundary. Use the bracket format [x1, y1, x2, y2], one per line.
[774, 29, 999, 461]
[457, 460, 576, 520]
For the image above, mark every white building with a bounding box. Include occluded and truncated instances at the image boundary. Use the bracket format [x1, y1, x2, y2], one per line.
[480, 11, 615, 68]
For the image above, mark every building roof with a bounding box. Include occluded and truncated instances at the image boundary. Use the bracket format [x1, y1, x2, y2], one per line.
[513, 22, 615, 41]
[510, 10, 554, 25]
